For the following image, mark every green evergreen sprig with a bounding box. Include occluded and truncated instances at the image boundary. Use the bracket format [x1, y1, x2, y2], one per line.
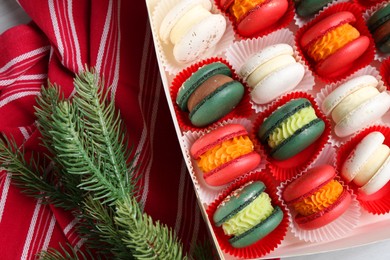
[0, 69, 190, 259]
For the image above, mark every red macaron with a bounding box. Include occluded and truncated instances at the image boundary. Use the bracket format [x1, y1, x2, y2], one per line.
[190, 124, 261, 186]
[283, 165, 352, 230]
[219, 0, 289, 37]
[300, 11, 370, 78]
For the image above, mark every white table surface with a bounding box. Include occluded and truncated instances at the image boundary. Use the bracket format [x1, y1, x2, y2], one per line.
[1, 1, 389, 259]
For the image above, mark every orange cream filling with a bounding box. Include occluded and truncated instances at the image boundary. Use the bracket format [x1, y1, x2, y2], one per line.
[231, 0, 266, 21]
[307, 23, 360, 62]
[292, 180, 343, 216]
[197, 136, 253, 173]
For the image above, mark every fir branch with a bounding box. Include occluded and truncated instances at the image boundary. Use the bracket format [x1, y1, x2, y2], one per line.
[79, 195, 133, 259]
[115, 195, 186, 260]
[72, 70, 135, 200]
[1, 70, 189, 259]
[0, 136, 76, 209]
[38, 243, 98, 260]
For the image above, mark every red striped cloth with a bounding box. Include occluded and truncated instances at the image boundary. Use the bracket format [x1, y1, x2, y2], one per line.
[0, 0, 207, 258]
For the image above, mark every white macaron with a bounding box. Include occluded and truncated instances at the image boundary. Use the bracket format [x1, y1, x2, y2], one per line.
[342, 131, 390, 195]
[322, 75, 390, 137]
[239, 44, 305, 104]
[159, 0, 226, 64]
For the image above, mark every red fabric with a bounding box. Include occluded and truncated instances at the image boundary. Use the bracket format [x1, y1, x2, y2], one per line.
[0, 0, 208, 258]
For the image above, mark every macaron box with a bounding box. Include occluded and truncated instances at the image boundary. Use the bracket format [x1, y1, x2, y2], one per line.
[146, 0, 390, 258]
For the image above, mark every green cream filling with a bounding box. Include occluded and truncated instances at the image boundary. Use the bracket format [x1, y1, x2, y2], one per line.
[222, 192, 274, 236]
[268, 106, 317, 149]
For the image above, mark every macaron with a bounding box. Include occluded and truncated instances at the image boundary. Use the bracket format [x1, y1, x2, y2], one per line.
[283, 165, 352, 230]
[219, 0, 289, 37]
[176, 62, 245, 127]
[341, 131, 390, 195]
[190, 124, 261, 186]
[239, 44, 305, 104]
[321, 75, 390, 137]
[294, 0, 334, 17]
[258, 98, 325, 161]
[159, 0, 226, 63]
[300, 11, 370, 78]
[367, 3, 390, 53]
[213, 181, 284, 248]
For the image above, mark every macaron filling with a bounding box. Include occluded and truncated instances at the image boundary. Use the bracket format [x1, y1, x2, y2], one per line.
[187, 74, 234, 112]
[353, 144, 390, 187]
[230, 0, 267, 22]
[197, 135, 254, 173]
[267, 106, 318, 149]
[331, 86, 379, 124]
[222, 192, 274, 236]
[306, 23, 360, 62]
[292, 179, 343, 216]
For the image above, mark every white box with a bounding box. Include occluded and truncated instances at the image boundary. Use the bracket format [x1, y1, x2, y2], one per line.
[145, 0, 390, 258]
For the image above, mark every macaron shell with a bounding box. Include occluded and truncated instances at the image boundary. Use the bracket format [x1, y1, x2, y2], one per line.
[334, 91, 390, 137]
[205, 152, 261, 186]
[300, 11, 356, 48]
[359, 156, 390, 195]
[189, 80, 245, 127]
[230, 206, 284, 248]
[191, 124, 248, 158]
[367, 3, 390, 32]
[341, 131, 385, 183]
[246, 54, 296, 87]
[213, 181, 265, 226]
[295, 190, 351, 230]
[251, 62, 305, 104]
[379, 37, 390, 53]
[236, 0, 289, 37]
[315, 36, 370, 77]
[239, 43, 294, 80]
[173, 14, 226, 63]
[159, 0, 212, 44]
[321, 75, 378, 116]
[176, 62, 232, 111]
[283, 164, 335, 203]
[272, 118, 325, 160]
[295, 0, 333, 17]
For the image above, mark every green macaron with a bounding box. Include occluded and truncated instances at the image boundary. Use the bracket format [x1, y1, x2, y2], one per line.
[213, 181, 283, 248]
[258, 98, 325, 160]
[176, 62, 245, 127]
[295, 0, 333, 17]
[367, 3, 390, 53]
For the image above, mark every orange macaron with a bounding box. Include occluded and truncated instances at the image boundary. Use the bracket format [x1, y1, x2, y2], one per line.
[190, 124, 261, 186]
[300, 10, 370, 79]
[283, 165, 351, 230]
[219, 0, 290, 37]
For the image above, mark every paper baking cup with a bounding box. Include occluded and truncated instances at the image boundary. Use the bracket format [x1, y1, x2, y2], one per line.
[277, 169, 361, 243]
[363, 1, 390, 62]
[151, 0, 235, 75]
[315, 65, 387, 147]
[295, 2, 376, 84]
[224, 29, 315, 113]
[182, 118, 267, 205]
[293, 0, 349, 28]
[206, 171, 289, 259]
[170, 57, 253, 132]
[252, 92, 331, 181]
[214, 0, 295, 39]
[380, 57, 390, 90]
[353, 0, 386, 9]
[335, 125, 390, 215]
